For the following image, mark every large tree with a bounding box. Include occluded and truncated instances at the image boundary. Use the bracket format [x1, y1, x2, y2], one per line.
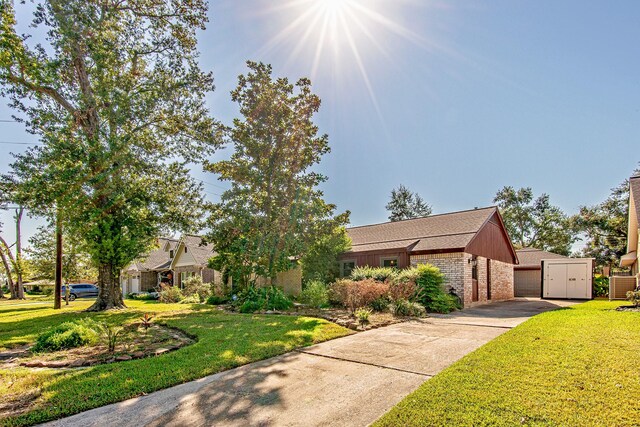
[0, 0, 221, 310]
[386, 184, 432, 222]
[494, 186, 577, 255]
[207, 62, 349, 288]
[575, 167, 640, 268]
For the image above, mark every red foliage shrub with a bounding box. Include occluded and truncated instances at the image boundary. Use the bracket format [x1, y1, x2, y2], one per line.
[388, 280, 418, 302]
[329, 279, 389, 312]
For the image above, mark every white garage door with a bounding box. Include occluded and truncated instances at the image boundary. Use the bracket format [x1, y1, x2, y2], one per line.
[543, 259, 592, 299]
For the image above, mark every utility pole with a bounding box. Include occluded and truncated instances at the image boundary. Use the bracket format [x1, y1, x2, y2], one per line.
[54, 211, 62, 309]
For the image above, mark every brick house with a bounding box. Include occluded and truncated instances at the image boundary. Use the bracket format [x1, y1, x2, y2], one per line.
[121, 234, 222, 295]
[121, 237, 179, 294]
[339, 207, 519, 307]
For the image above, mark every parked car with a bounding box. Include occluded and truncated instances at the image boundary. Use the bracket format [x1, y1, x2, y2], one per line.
[61, 283, 99, 301]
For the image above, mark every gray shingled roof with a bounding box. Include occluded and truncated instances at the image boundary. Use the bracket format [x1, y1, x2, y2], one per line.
[126, 238, 178, 272]
[346, 207, 496, 253]
[515, 247, 567, 269]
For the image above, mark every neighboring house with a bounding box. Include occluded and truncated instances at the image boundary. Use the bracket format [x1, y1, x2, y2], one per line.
[170, 234, 221, 288]
[621, 176, 640, 277]
[122, 237, 179, 294]
[121, 235, 222, 295]
[340, 206, 518, 307]
[514, 248, 567, 297]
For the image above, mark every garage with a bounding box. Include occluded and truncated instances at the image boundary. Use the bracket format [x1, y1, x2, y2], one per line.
[542, 258, 594, 299]
[515, 248, 568, 297]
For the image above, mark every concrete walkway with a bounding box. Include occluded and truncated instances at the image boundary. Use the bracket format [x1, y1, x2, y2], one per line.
[42, 298, 574, 427]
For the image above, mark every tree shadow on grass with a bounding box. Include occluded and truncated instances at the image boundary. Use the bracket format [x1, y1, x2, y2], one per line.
[6, 310, 335, 426]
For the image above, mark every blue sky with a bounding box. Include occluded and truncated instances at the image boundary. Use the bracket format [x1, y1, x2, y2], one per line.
[1, 0, 639, 245]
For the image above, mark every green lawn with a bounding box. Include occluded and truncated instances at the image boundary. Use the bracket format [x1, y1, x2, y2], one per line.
[0, 299, 351, 427]
[375, 300, 640, 427]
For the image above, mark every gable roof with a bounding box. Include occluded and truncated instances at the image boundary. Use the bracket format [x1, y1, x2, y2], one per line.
[515, 248, 567, 269]
[126, 237, 178, 272]
[346, 206, 518, 265]
[170, 234, 216, 268]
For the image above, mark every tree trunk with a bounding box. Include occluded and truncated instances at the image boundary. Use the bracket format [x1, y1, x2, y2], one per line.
[86, 263, 125, 311]
[0, 237, 18, 299]
[14, 207, 25, 299]
[0, 247, 13, 299]
[54, 214, 62, 310]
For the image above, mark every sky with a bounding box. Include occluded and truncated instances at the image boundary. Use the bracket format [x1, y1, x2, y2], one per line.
[1, 0, 639, 247]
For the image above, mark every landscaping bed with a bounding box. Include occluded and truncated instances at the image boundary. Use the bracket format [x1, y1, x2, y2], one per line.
[6, 323, 195, 369]
[0, 300, 350, 426]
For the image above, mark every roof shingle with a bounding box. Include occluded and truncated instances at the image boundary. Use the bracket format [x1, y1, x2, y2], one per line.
[515, 247, 567, 269]
[346, 207, 496, 253]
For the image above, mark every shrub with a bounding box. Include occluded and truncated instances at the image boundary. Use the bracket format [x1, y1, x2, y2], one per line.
[95, 322, 127, 353]
[390, 299, 427, 317]
[32, 319, 100, 353]
[159, 285, 184, 303]
[626, 290, 640, 307]
[42, 287, 54, 296]
[131, 292, 159, 301]
[236, 286, 293, 313]
[206, 294, 230, 305]
[328, 279, 350, 306]
[182, 275, 212, 302]
[179, 294, 202, 304]
[350, 266, 398, 282]
[413, 263, 457, 313]
[329, 278, 389, 312]
[355, 307, 372, 326]
[594, 275, 609, 297]
[370, 296, 390, 312]
[388, 280, 419, 302]
[300, 280, 329, 308]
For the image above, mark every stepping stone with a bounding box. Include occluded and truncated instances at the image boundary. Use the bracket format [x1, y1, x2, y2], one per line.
[115, 355, 132, 361]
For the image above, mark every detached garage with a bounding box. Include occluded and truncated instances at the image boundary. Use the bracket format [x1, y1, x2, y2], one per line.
[514, 248, 567, 297]
[542, 258, 594, 300]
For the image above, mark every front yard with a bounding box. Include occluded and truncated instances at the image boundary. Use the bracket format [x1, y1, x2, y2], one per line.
[375, 300, 640, 426]
[0, 299, 350, 426]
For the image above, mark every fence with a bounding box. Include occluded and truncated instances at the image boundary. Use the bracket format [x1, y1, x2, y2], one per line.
[609, 276, 638, 300]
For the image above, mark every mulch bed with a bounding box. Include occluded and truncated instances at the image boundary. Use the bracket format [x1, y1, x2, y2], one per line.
[1, 324, 195, 370]
[615, 305, 640, 312]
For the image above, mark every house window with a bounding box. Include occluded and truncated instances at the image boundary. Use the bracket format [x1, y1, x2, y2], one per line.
[169, 250, 174, 259]
[341, 261, 356, 277]
[381, 258, 399, 268]
[184, 247, 188, 253]
[471, 255, 478, 280]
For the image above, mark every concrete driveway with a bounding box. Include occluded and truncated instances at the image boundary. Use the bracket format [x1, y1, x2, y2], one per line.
[43, 298, 574, 427]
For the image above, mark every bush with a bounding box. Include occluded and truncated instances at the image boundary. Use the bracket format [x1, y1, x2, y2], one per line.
[329, 278, 389, 312]
[236, 286, 293, 313]
[626, 290, 640, 307]
[390, 299, 427, 317]
[350, 266, 398, 282]
[413, 263, 457, 313]
[131, 292, 159, 301]
[388, 280, 419, 302]
[328, 279, 350, 306]
[206, 294, 229, 305]
[369, 296, 390, 312]
[159, 285, 184, 303]
[300, 280, 329, 308]
[182, 275, 212, 302]
[42, 287, 54, 296]
[32, 319, 99, 353]
[180, 294, 202, 304]
[355, 307, 372, 326]
[594, 275, 609, 297]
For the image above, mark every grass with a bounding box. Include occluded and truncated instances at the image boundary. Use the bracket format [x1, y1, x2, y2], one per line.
[374, 300, 640, 427]
[0, 299, 351, 426]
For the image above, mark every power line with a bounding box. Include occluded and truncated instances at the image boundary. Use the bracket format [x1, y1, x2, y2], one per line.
[0, 120, 19, 123]
[0, 141, 41, 145]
